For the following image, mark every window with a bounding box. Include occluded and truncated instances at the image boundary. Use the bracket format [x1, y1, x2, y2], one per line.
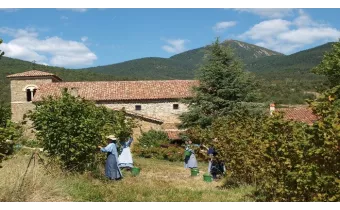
[26, 89, 32, 102]
[135, 105, 141, 111]
[173, 104, 179, 110]
[24, 85, 38, 102]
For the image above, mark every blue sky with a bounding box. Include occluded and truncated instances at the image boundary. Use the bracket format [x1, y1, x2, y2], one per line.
[0, 8, 340, 68]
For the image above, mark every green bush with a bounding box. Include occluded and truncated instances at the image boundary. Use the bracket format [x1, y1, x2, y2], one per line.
[27, 89, 135, 173]
[0, 103, 11, 127]
[133, 144, 185, 162]
[138, 129, 169, 148]
[187, 96, 339, 201]
[0, 120, 22, 166]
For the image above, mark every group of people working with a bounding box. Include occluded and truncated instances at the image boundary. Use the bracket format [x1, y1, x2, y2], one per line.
[99, 135, 225, 181]
[98, 135, 134, 180]
[184, 138, 226, 179]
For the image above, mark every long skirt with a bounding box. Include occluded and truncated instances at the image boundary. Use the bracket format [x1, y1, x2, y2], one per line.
[118, 147, 133, 168]
[184, 153, 198, 168]
[105, 153, 122, 180]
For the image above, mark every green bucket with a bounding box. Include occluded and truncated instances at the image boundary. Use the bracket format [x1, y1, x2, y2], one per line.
[131, 167, 140, 176]
[203, 174, 213, 182]
[191, 168, 199, 176]
[184, 150, 191, 157]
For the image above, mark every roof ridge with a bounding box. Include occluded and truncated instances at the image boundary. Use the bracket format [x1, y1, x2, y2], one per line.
[47, 80, 198, 84]
[6, 70, 62, 81]
[111, 108, 164, 123]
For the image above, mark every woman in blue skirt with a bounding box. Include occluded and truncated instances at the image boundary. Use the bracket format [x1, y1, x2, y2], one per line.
[99, 135, 123, 180]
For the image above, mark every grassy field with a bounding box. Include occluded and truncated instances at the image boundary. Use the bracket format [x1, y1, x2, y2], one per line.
[0, 150, 254, 202]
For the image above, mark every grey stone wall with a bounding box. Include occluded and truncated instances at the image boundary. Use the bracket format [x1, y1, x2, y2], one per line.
[99, 100, 188, 124]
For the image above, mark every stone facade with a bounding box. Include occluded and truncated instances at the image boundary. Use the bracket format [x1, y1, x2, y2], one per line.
[10, 78, 54, 123]
[99, 99, 188, 124]
[7, 70, 190, 140]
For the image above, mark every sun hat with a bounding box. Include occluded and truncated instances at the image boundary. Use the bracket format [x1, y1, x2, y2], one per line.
[106, 135, 117, 141]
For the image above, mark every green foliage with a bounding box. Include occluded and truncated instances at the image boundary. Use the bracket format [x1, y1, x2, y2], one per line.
[212, 110, 267, 185]
[253, 114, 311, 201]
[137, 129, 169, 148]
[0, 38, 4, 59]
[27, 89, 135, 172]
[180, 38, 259, 128]
[133, 144, 185, 162]
[1, 99, 21, 166]
[134, 129, 184, 162]
[0, 102, 11, 127]
[186, 92, 339, 201]
[0, 120, 22, 166]
[312, 40, 340, 88]
[304, 85, 340, 201]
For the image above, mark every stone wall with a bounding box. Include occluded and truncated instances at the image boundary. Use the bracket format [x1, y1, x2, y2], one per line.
[10, 78, 53, 102]
[10, 78, 53, 123]
[9, 77, 186, 140]
[99, 99, 188, 124]
[11, 102, 35, 123]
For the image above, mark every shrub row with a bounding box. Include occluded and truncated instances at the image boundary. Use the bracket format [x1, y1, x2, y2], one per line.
[186, 86, 340, 201]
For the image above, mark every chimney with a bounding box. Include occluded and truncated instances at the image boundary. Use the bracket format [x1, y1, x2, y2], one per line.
[270, 103, 275, 115]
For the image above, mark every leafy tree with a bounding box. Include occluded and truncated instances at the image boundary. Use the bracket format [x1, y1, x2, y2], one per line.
[0, 102, 11, 127]
[27, 89, 135, 172]
[0, 38, 4, 59]
[0, 120, 22, 167]
[180, 38, 258, 128]
[137, 129, 169, 148]
[304, 85, 340, 201]
[0, 101, 22, 167]
[312, 40, 340, 88]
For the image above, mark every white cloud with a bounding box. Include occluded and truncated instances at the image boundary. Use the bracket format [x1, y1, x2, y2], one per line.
[57, 8, 88, 12]
[239, 10, 340, 54]
[278, 28, 340, 45]
[0, 27, 97, 67]
[60, 16, 69, 20]
[0, 27, 38, 38]
[213, 21, 237, 32]
[240, 19, 291, 40]
[81, 36, 88, 42]
[234, 8, 294, 19]
[161, 39, 189, 54]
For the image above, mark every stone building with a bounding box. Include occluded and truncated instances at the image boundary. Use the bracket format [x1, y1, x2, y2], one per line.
[7, 70, 198, 140]
[6, 70, 318, 140]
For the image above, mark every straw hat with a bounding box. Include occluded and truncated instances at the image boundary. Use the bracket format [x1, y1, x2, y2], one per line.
[106, 135, 117, 141]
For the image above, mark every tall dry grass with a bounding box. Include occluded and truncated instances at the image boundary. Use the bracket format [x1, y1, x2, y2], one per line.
[0, 150, 70, 202]
[0, 150, 254, 202]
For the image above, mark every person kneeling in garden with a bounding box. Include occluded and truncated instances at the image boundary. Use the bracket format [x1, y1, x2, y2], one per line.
[98, 135, 123, 180]
[118, 137, 134, 169]
[184, 140, 198, 169]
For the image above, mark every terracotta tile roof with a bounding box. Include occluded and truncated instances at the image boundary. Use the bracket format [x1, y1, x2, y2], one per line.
[111, 108, 164, 123]
[33, 80, 198, 102]
[165, 129, 186, 140]
[7, 70, 62, 81]
[277, 106, 318, 125]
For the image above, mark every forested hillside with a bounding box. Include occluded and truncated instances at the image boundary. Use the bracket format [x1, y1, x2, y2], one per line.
[0, 40, 333, 105]
[81, 40, 284, 79]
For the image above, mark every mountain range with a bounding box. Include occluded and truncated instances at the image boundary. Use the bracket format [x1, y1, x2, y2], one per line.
[0, 40, 332, 105]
